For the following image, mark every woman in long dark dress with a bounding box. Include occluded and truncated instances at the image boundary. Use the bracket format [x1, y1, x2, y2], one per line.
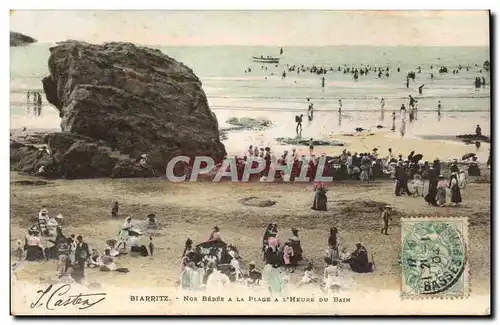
[311, 182, 328, 211]
[449, 173, 462, 206]
[424, 167, 438, 206]
[328, 227, 340, 261]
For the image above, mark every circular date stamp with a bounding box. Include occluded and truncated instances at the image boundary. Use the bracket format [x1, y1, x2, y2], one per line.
[401, 217, 469, 298]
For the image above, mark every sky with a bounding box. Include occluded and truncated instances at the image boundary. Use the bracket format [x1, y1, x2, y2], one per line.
[10, 10, 490, 46]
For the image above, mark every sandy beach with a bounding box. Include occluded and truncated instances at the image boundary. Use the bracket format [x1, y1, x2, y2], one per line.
[10, 128, 491, 314]
[9, 10, 491, 316]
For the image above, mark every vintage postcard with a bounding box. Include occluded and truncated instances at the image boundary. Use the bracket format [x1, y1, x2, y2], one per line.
[9, 10, 491, 316]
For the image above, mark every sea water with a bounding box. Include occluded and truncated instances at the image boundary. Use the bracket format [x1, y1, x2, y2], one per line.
[10, 44, 490, 154]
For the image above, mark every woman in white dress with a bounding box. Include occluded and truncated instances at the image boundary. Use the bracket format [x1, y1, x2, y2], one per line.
[117, 217, 132, 250]
[297, 263, 316, 287]
[400, 117, 407, 138]
[229, 255, 243, 280]
[324, 259, 341, 294]
[206, 268, 230, 291]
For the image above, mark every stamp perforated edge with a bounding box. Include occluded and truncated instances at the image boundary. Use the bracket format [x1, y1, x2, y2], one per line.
[400, 216, 470, 300]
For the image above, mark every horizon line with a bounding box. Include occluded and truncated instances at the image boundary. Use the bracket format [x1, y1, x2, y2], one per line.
[27, 41, 490, 48]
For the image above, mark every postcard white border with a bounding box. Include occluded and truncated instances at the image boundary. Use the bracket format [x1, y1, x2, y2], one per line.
[2, 0, 497, 323]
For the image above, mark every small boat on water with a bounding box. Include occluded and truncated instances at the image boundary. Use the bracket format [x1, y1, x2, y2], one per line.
[252, 56, 280, 64]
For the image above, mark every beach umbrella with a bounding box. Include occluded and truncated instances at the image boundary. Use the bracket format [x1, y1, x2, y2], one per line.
[128, 229, 142, 237]
[355, 127, 364, 133]
[462, 153, 476, 160]
[411, 154, 423, 163]
[106, 239, 117, 248]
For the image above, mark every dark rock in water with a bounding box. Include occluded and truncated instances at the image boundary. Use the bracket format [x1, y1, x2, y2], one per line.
[10, 31, 37, 47]
[275, 137, 344, 147]
[376, 125, 384, 129]
[12, 41, 226, 179]
[355, 127, 364, 132]
[456, 134, 490, 143]
[226, 117, 272, 129]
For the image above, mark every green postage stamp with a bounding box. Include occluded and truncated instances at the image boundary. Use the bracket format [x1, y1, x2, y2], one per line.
[401, 217, 470, 299]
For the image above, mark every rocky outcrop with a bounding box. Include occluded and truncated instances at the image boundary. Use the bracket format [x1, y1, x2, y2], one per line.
[10, 31, 37, 47]
[12, 41, 226, 179]
[275, 137, 344, 147]
[456, 134, 490, 143]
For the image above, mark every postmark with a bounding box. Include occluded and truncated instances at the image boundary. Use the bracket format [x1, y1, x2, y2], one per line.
[401, 217, 469, 299]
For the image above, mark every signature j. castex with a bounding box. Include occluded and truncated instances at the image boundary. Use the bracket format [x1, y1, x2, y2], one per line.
[29, 284, 107, 310]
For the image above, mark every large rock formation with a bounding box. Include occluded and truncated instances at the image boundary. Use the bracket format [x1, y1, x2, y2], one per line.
[10, 31, 37, 47]
[11, 41, 226, 179]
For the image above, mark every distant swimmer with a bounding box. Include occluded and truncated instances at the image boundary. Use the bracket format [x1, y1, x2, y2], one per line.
[308, 102, 314, 122]
[409, 95, 415, 108]
[280, 47, 283, 55]
[338, 100, 343, 113]
[295, 114, 304, 135]
[397, 67, 401, 72]
[27, 91, 31, 105]
[400, 118, 407, 138]
[418, 84, 425, 95]
[321, 77, 325, 88]
[380, 98, 386, 121]
[400, 104, 407, 120]
[430, 73, 434, 80]
[391, 112, 396, 132]
[282, 71, 287, 79]
[437, 101, 442, 117]
[476, 124, 482, 137]
[406, 78, 409, 88]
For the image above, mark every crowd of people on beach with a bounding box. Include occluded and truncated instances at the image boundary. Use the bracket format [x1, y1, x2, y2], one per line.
[12, 52, 490, 296]
[14, 200, 377, 295]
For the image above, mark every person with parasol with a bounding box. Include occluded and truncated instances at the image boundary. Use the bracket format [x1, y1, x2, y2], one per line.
[117, 217, 132, 250]
[311, 181, 328, 211]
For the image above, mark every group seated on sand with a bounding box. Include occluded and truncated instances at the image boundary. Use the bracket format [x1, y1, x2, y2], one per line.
[177, 223, 373, 294]
[14, 206, 160, 284]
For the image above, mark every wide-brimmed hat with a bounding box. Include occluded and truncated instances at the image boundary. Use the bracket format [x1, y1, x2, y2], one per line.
[58, 243, 69, 252]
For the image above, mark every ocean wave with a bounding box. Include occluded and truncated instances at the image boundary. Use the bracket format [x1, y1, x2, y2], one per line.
[209, 105, 490, 113]
[9, 91, 490, 101]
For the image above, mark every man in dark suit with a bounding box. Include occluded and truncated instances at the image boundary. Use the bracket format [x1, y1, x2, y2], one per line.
[74, 235, 90, 282]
